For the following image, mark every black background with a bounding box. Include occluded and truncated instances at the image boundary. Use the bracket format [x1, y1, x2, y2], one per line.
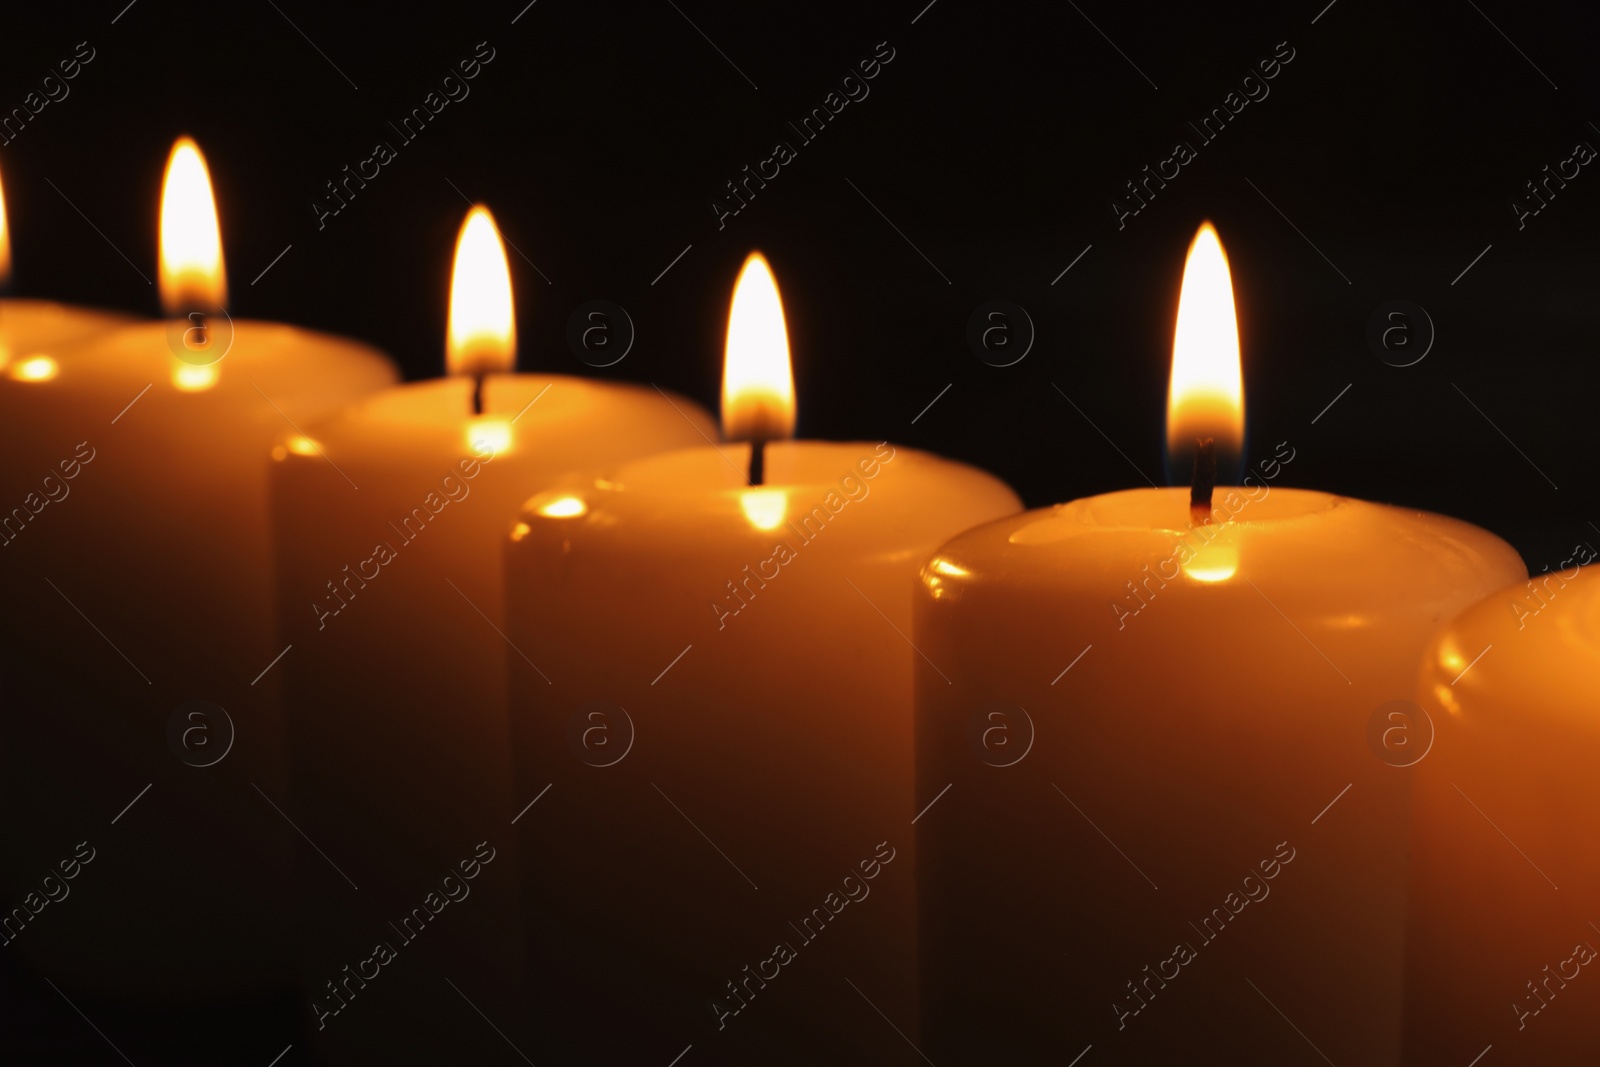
[0, 0, 1597, 1052]
[3, 0, 1597, 567]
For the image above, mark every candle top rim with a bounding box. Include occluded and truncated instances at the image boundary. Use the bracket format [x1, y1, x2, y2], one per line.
[1422, 564, 1600, 724]
[1, 320, 395, 405]
[515, 438, 1020, 539]
[916, 485, 1525, 608]
[0, 297, 137, 321]
[45, 317, 391, 365]
[301, 374, 710, 435]
[1017, 486, 1342, 541]
[528, 439, 1002, 502]
[942, 486, 1518, 545]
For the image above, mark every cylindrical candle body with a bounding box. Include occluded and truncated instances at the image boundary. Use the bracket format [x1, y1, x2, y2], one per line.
[505, 440, 1019, 1065]
[0, 321, 396, 1001]
[269, 375, 715, 1061]
[1404, 561, 1600, 1062]
[0, 298, 133, 368]
[913, 485, 1525, 1065]
[0, 296, 134, 516]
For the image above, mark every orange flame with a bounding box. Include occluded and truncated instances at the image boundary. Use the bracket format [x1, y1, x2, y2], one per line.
[446, 205, 516, 377]
[1167, 222, 1243, 463]
[0, 159, 11, 289]
[159, 137, 227, 314]
[722, 252, 796, 442]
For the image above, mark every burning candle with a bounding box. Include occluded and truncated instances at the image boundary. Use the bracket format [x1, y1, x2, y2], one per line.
[0, 159, 133, 379]
[1403, 564, 1600, 1061]
[268, 205, 716, 1060]
[504, 252, 1020, 1064]
[910, 223, 1526, 1063]
[0, 137, 397, 1001]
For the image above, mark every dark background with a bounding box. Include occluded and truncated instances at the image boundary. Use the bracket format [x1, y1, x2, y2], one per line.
[2, 0, 1596, 568]
[0, 0, 1596, 1055]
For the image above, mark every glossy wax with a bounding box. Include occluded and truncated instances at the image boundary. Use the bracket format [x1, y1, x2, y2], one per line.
[912, 485, 1525, 1065]
[505, 439, 1020, 1066]
[1404, 563, 1600, 1063]
[0, 318, 396, 1001]
[270, 373, 716, 1061]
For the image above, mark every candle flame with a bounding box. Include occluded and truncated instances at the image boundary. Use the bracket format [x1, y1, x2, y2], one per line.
[0, 159, 11, 289]
[447, 206, 516, 377]
[159, 137, 227, 314]
[722, 252, 796, 442]
[1167, 222, 1243, 469]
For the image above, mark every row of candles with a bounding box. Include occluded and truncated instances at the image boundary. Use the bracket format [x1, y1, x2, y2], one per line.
[0, 138, 1591, 1064]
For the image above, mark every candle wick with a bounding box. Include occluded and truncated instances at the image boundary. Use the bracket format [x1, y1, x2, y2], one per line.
[1189, 436, 1216, 524]
[471, 372, 485, 416]
[748, 439, 766, 486]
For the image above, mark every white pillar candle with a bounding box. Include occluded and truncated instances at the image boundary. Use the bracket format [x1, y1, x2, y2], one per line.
[0, 161, 137, 420]
[1, 302, 133, 370]
[911, 224, 1526, 1063]
[505, 253, 1020, 1064]
[269, 207, 717, 1060]
[1404, 562, 1600, 1061]
[0, 138, 397, 1001]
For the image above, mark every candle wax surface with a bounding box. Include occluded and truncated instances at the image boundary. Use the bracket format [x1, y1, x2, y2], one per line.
[270, 372, 716, 1062]
[913, 485, 1525, 1064]
[1405, 564, 1600, 1061]
[0, 298, 134, 370]
[0, 317, 397, 1001]
[507, 438, 1020, 1065]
